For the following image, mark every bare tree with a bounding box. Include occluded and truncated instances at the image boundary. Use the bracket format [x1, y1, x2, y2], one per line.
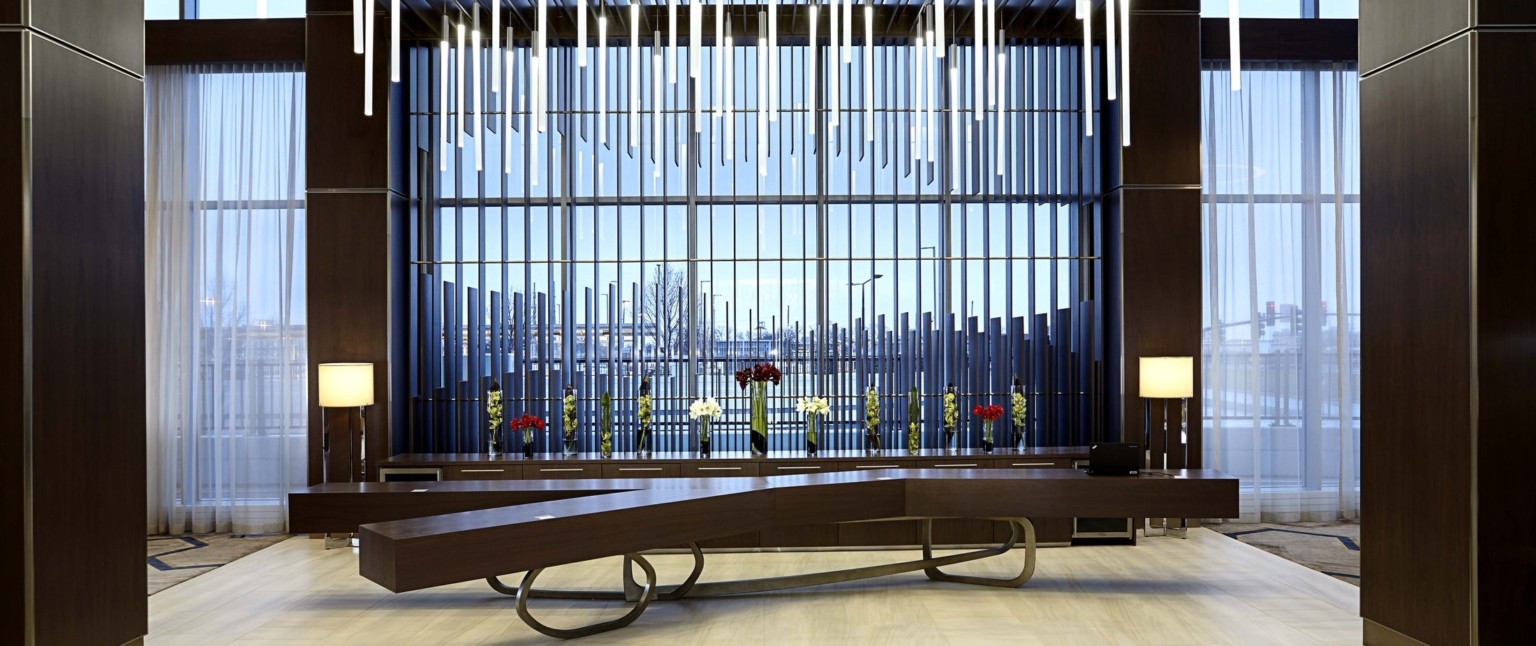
[640, 265, 688, 358]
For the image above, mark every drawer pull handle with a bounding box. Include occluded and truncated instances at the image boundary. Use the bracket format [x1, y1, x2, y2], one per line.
[1011, 462, 1055, 467]
[460, 469, 506, 473]
[539, 468, 587, 472]
[934, 463, 978, 467]
[697, 467, 742, 471]
[778, 466, 821, 470]
[855, 465, 898, 469]
[619, 468, 663, 472]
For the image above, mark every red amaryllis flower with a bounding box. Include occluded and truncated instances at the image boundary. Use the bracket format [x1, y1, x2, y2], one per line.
[736, 362, 782, 389]
[513, 414, 546, 430]
[973, 405, 1005, 421]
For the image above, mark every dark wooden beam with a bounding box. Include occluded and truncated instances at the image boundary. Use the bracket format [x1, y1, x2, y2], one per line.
[146, 18, 306, 65]
[1201, 18, 1357, 62]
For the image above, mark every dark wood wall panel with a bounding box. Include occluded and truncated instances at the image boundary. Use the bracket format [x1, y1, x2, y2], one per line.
[147, 18, 306, 65]
[1116, 187, 1203, 469]
[1120, 10, 1202, 188]
[1360, 33, 1473, 646]
[1200, 19, 1358, 62]
[25, 0, 144, 75]
[306, 11, 402, 192]
[1473, 31, 1536, 645]
[1476, 0, 1536, 26]
[1359, 0, 1468, 74]
[0, 30, 23, 646]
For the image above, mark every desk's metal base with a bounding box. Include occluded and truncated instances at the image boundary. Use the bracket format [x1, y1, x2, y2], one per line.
[487, 517, 1037, 639]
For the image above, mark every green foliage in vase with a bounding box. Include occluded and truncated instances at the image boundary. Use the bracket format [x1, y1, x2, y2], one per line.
[599, 392, 613, 454]
[942, 391, 958, 430]
[562, 392, 578, 438]
[486, 387, 503, 432]
[907, 387, 921, 452]
[864, 386, 880, 431]
[1011, 391, 1027, 428]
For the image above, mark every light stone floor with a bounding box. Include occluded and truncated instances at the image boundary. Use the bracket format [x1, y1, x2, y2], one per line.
[146, 528, 1360, 645]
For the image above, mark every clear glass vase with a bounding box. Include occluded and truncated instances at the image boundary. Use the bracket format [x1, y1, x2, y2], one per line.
[699, 417, 712, 458]
[806, 415, 819, 457]
[982, 420, 995, 454]
[562, 433, 578, 457]
[749, 382, 768, 455]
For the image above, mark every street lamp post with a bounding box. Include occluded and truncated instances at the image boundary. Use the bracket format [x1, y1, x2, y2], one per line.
[850, 274, 885, 329]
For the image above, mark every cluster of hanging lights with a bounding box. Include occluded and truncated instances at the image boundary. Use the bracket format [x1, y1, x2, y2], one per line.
[343, 1, 1244, 182]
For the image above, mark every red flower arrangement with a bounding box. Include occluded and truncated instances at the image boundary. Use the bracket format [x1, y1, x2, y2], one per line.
[734, 362, 783, 389]
[973, 404, 1005, 422]
[511, 414, 546, 431]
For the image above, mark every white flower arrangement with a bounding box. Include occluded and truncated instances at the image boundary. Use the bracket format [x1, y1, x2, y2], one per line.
[795, 395, 831, 418]
[688, 396, 723, 421]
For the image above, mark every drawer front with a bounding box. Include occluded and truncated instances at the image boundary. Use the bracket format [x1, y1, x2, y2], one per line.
[601, 463, 682, 478]
[765, 461, 840, 475]
[844, 461, 906, 471]
[992, 458, 1074, 469]
[523, 464, 603, 480]
[922, 460, 987, 469]
[444, 466, 520, 480]
[680, 462, 761, 477]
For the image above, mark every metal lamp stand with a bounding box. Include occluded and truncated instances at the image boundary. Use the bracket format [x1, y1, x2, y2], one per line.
[322, 405, 367, 549]
[1142, 397, 1189, 539]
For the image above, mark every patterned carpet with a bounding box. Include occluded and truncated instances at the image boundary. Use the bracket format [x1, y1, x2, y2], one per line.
[147, 533, 289, 595]
[1213, 520, 1361, 586]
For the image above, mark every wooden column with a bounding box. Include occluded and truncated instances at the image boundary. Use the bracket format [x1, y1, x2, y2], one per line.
[0, 1, 146, 644]
[305, 0, 410, 485]
[1360, 1, 1536, 643]
[1104, 0, 1203, 469]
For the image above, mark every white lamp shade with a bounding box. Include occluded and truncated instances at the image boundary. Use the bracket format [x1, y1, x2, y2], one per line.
[1139, 356, 1194, 399]
[318, 363, 375, 408]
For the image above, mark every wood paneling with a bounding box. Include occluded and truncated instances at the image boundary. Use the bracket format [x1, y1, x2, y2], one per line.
[1200, 19, 1358, 62]
[1476, 0, 1536, 25]
[1473, 30, 1536, 645]
[1, 9, 145, 642]
[1360, 33, 1472, 646]
[1117, 11, 1202, 189]
[305, 12, 402, 192]
[1359, 0, 1468, 75]
[146, 19, 306, 65]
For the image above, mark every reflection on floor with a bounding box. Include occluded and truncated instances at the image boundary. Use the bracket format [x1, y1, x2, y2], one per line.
[1213, 521, 1361, 586]
[148, 534, 289, 595]
[146, 528, 1360, 645]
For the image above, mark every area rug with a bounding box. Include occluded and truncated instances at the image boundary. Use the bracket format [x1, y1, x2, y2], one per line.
[147, 533, 288, 595]
[1212, 520, 1360, 586]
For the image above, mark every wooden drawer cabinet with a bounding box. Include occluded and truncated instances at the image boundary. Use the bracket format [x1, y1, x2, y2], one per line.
[992, 458, 1074, 469]
[601, 463, 681, 478]
[763, 461, 840, 475]
[920, 460, 987, 469]
[523, 464, 602, 479]
[844, 461, 905, 471]
[680, 462, 760, 477]
[444, 466, 520, 480]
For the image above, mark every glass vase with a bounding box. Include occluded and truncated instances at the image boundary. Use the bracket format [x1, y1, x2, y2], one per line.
[806, 415, 819, 457]
[982, 420, 995, 454]
[943, 428, 957, 454]
[699, 417, 712, 458]
[522, 431, 535, 459]
[865, 426, 882, 454]
[907, 423, 920, 456]
[749, 382, 768, 455]
[562, 433, 578, 457]
[487, 432, 501, 457]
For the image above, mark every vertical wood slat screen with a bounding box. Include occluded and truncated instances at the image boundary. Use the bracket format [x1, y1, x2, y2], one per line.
[407, 32, 1105, 455]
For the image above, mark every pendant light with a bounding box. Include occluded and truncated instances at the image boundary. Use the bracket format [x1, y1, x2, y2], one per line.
[492, 1, 500, 91]
[631, 1, 640, 151]
[913, 32, 923, 162]
[996, 46, 1005, 177]
[726, 16, 735, 160]
[456, 21, 466, 139]
[986, 0, 995, 107]
[579, 0, 589, 67]
[715, 2, 725, 119]
[599, 9, 608, 146]
[926, 8, 936, 162]
[439, 14, 449, 170]
[973, 0, 981, 123]
[390, 0, 400, 82]
[1105, 0, 1116, 100]
[669, 0, 678, 83]
[692, 0, 702, 133]
[809, 4, 819, 141]
[830, 0, 840, 129]
[843, 0, 852, 64]
[353, 0, 364, 53]
[474, 7, 484, 171]
[935, 0, 944, 59]
[863, 1, 872, 142]
[769, 0, 778, 122]
[506, 27, 515, 174]
[364, 0, 375, 115]
[948, 45, 958, 190]
[1121, 0, 1131, 146]
[258, 0, 268, 19]
[758, 10, 767, 176]
[1083, 0, 1093, 137]
[654, 29, 663, 174]
[1229, 0, 1242, 90]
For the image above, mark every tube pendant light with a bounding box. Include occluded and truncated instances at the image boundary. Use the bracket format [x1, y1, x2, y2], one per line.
[913, 33, 923, 162]
[986, 0, 995, 107]
[949, 46, 958, 190]
[1229, 0, 1242, 90]
[758, 10, 767, 176]
[726, 17, 735, 160]
[506, 28, 515, 174]
[692, 0, 702, 132]
[655, 30, 663, 173]
[996, 47, 1005, 177]
[537, 0, 547, 134]
[457, 22, 466, 143]
[474, 13, 484, 171]
[935, 0, 944, 59]
[599, 11, 608, 146]
[864, 2, 873, 142]
[440, 14, 450, 170]
[258, 0, 268, 19]
[390, 0, 400, 82]
[492, 1, 500, 91]
[1105, 0, 1116, 100]
[843, 0, 852, 64]
[364, 0, 376, 115]
[769, 0, 778, 122]
[579, 0, 589, 67]
[973, 0, 982, 122]
[715, 3, 725, 119]
[926, 9, 936, 162]
[830, 0, 840, 128]
[809, 4, 819, 140]
[631, 1, 640, 150]
[353, 0, 364, 53]
[669, 0, 678, 83]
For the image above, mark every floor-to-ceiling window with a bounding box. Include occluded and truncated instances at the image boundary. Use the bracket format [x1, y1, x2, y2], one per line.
[146, 63, 308, 534]
[1201, 61, 1360, 522]
[408, 19, 1104, 454]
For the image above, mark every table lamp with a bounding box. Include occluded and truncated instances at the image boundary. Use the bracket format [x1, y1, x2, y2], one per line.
[319, 362, 375, 484]
[1139, 356, 1194, 538]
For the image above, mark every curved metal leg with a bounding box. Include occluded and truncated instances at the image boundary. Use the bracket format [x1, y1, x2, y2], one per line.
[921, 518, 1036, 587]
[514, 553, 658, 640]
[487, 542, 705, 601]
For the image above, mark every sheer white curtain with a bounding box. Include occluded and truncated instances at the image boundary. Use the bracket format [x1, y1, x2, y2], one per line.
[146, 63, 307, 535]
[1201, 61, 1360, 523]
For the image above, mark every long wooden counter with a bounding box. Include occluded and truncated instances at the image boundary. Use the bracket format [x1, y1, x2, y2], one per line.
[376, 447, 1096, 545]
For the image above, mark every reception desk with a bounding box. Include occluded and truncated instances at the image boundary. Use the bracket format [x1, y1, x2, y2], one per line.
[374, 447, 1101, 546]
